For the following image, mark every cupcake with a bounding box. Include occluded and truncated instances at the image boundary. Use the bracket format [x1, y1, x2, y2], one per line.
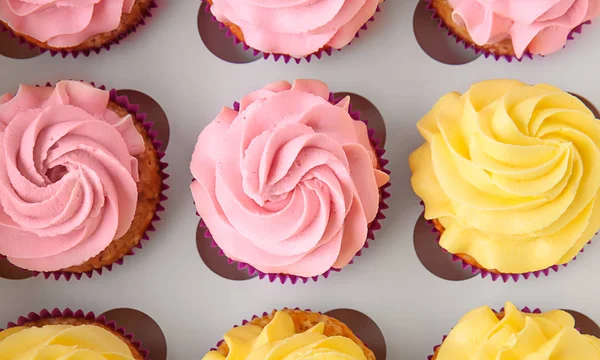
[431, 302, 600, 359]
[203, 309, 375, 360]
[409, 80, 600, 279]
[428, 0, 600, 59]
[0, 80, 164, 278]
[0, 309, 146, 359]
[190, 79, 390, 282]
[0, 0, 156, 56]
[205, 0, 383, 61]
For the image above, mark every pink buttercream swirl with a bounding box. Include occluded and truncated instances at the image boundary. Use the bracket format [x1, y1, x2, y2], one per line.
[0, 0, 136, 48]
[0, 81, 144, 272]
[190, 80, 389, 277]
[448, 0, 600, 58]
[208, 0, 384, 58]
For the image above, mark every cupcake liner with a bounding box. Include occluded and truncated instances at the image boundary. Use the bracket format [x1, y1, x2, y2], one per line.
[1, 308, 149, 359]
[423, 0, 591, 62]
[0, 1, 157, 59]
[427, 306, 540, 360]
[201, 0, 382, 64]
[422, 201, 592, 283]
[197, 93, 391, 284]
[25, 81, 170, 281]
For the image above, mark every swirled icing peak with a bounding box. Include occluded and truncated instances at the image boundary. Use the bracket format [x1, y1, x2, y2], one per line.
[208, 0, 384, 57]
[0, 324, 136, 359]
[436, 302, 600, 359]
[0, 80, 144, 272]
[447, 0, 600, 58]
[190, 79, 389, 277]
[409, 80, 600, 274]
[0, 0, 136, 48]
[202, 311, 367, 360]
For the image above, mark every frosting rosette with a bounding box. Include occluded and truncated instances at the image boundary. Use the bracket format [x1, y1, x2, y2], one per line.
[208, 0, 384, 58]
[0, 324, 136, 359]
[447, 0, 600, 58]
[0, 80, 144, 272]
[202, 311, 368, 360]
[190, 79, 389, 278]
[0, 0, 136, 48]
[409, 80, 600, 274]
[434, 302, 600, 359]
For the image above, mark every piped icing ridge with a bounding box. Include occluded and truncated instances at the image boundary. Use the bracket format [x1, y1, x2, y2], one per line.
[409, 80, 600, 274]
[208, 0, 383, 58]
[0, 324, 136, 359]
[436, 302, 600, 359]
[447, 0, 600, 58]
[0, 0, 136, 48]
[190, 79, 389, 278]
[202, 311, 367, 360]
[0, 80, 144, 272]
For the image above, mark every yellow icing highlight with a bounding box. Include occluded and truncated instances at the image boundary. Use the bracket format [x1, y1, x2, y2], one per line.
[0, 325, 135, 359]
[436, 302, 600, 359]
[202, 311, 367, 360]
[409, 80, 600, 273]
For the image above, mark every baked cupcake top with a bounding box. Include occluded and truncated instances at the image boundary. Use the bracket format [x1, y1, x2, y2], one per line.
[447, 0, 600, 58]
[190, 79, 389, 277]
[435, 302, 600, 359]
[0, 81, 144, 272]
[0, 0, 136, 48]
[409, 80, 600, 274]
[202, 310, 368, 360]
[208, 0, 383, 58]
[0, 324, 136, 359]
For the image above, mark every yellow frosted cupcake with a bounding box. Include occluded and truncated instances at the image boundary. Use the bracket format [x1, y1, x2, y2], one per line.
[0, 310, 145, 359]
[203, 309, 375, 360]
[431, 302, 600, 359]
[409, 79, 600, 280]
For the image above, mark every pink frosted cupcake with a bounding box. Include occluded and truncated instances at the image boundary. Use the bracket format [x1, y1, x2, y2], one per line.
[429, 0, 600, 60]
[0, 81, 164, 278]
[0, 0, 156, 56]
[190, 79, 390, 281]
[205, 0, 383, 61]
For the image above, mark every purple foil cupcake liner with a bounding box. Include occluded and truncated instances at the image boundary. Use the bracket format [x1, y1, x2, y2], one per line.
[427, 306, 540, 360]
[197, 92, 391, 285]
[201, 0, 382, 64]
[1, 308, 149, 359]
[24, 81, 170, 281]
[0, 1, 157, 59]
[422, 201, 592, 283]
[423, 0, 591, 62]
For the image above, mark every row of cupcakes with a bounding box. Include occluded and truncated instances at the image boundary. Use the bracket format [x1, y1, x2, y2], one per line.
[0, 79, 390, 282]
[1, 302, 599, 359]
[0, 0, 598, 61]
[2, 77, 600, 283]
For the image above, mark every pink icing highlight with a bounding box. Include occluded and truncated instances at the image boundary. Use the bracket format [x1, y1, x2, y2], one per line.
[190, 79, 389, 278]
[0, 81, 144, 272]
[447, 0, 600, 58]
[208, 0, 384, 58]
[0, 0, 137, 48]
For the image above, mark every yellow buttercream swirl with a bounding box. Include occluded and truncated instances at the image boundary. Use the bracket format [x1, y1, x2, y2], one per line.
[0, 324, 136, 359]
[436, 302, 600, 359]
[202, 311, 367, 360]
[409, 79, 600, 273]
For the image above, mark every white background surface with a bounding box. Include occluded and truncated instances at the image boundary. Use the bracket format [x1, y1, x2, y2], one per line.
[1, 1, 600, 359]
